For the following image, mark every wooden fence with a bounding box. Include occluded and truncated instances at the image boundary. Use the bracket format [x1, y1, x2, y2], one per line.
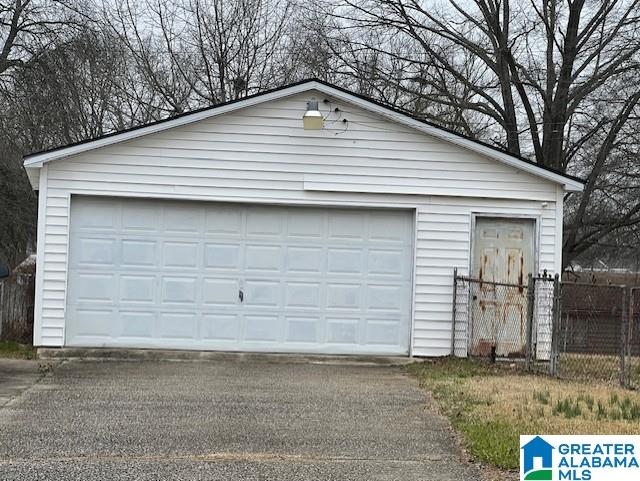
[0, 271, 35, 343]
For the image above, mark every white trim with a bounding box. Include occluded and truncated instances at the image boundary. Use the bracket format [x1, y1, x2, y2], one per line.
[33, 164, 48, 346]
[23, 80, 583, 192]
[60, 189, 422, 210]
[61, 191, 72, 345]
[409, 208, 419, 357]
[555, 186, 564, 273]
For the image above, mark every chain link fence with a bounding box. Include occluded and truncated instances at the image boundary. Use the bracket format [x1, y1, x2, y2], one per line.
[555, 283, 628, 385]
[452, 269, 640, 388]
[629, 288, 640, 389]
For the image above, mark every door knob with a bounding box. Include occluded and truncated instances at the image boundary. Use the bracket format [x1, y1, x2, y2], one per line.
[239, 289, 244, 302]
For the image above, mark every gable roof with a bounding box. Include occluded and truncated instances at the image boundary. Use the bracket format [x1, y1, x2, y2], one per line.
[23, 78, 583, 192]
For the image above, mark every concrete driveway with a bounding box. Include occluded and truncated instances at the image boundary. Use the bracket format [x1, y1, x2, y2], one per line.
[0, 358, 482, 480]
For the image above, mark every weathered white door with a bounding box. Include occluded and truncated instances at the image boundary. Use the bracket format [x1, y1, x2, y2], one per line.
[65, 196, 414, 355]
[471, 217, 535, 357]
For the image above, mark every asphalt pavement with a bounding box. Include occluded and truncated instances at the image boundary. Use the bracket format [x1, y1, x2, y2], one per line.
[0, 357, 483, 480]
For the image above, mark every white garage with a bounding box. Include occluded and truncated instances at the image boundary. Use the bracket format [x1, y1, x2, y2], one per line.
[66, 197, 413, 354]
[23, 79, 582, 356]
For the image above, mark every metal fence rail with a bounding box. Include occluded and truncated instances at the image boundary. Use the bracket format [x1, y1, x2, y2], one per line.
[452, 269, 640, 388]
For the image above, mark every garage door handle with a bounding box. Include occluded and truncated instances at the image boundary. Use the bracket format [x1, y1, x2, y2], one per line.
[238, 289, 244, 303]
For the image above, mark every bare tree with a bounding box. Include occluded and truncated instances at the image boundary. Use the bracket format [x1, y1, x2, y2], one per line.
[327, 0, 640, 266]
[1, 0, 85, 83]
[104, 0, 293, 113]
[0, 0, 86, 268]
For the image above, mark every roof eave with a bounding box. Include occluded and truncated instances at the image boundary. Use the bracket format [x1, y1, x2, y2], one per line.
[311, 83, 584, 192]
[23, 79, 583, 191]
[23, 80, 324, 168]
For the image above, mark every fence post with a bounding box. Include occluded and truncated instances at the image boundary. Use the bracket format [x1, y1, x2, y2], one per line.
[549, 274, 561, 377]
[620, 286, 630, 388]
[525, 273, 535, 371]
[450, 268, 458, 357]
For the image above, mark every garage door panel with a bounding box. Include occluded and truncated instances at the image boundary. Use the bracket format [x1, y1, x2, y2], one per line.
[76, 238, 116, 266]
[159, 312, 198, 339]
[72, 309, 115, 337]
[163, 205, 201, 234]
[120, 275, 156, 303]
[73, 273, 117, 302]
[162, 242, 199, 268]
[246, 210, 282, 237]
[327, 318, 359, 344]
[368, 213, 412, 242]
[366, 320, 403, 345]
[326, 283, 361, 310]
[328, 212, 365, 240]
[287, 212, 324, 238]
[66, 197, 413, 355]
[204, 243, 241, 270]
[245, 244, 282, 272]
[122, 240, 157, 267]
[327, 248, 364, 274]
[244, 280, 281, 307]
[122, 204, 159, 232]
[245, 315, 281, 342]
[286, 316, 321, 343]
[205, 208, 242, 235]
[74, 198, 117, 230]
[367, 285, 405, 311]
[202, 278, 239, 306]
[286, 247, 323, 273]
[161, 277, 198, 304]
[202, 313, 239, 341]
[368, 249, 407, 276]
[120, 311, 155, 338]
[285, 282, 321, 308]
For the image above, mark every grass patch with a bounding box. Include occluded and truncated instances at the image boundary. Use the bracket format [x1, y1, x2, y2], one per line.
[406, 358, 640, 471]
[533, 390, 550, 405]
[0, 340, 35, 359]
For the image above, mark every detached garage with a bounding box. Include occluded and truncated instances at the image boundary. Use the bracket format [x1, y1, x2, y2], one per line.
[23, 79, 583, 357]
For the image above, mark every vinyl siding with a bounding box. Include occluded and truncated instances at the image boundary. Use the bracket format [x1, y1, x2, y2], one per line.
[33, 90, 562, 355]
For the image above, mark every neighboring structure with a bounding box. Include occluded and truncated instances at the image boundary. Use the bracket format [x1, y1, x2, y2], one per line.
[23, 79, 583, 357]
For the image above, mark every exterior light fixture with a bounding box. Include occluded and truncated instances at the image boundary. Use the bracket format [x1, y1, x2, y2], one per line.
[303, 98, 323, 130]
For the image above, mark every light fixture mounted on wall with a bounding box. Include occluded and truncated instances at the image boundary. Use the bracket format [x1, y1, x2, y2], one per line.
[302, 98, 324, 130]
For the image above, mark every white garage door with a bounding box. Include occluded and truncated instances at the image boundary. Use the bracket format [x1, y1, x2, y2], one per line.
[65, 196, 414, 355]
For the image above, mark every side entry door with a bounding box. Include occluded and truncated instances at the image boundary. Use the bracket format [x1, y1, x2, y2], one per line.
[471, 217, 535, 357]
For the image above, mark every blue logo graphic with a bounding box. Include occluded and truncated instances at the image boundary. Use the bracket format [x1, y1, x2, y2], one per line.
[521, 436, 554, 480]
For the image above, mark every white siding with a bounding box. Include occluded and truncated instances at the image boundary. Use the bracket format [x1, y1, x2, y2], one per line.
[418, 198, 560, 357]
[33, 90, 562, 355]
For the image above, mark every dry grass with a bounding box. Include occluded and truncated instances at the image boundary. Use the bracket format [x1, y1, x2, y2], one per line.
[407, 358, 640, 471]
[465, 375, 640, 433]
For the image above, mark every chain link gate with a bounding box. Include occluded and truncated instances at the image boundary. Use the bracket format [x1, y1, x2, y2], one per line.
[452, 269, 638, 387]
[451, 269, 558, 370]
